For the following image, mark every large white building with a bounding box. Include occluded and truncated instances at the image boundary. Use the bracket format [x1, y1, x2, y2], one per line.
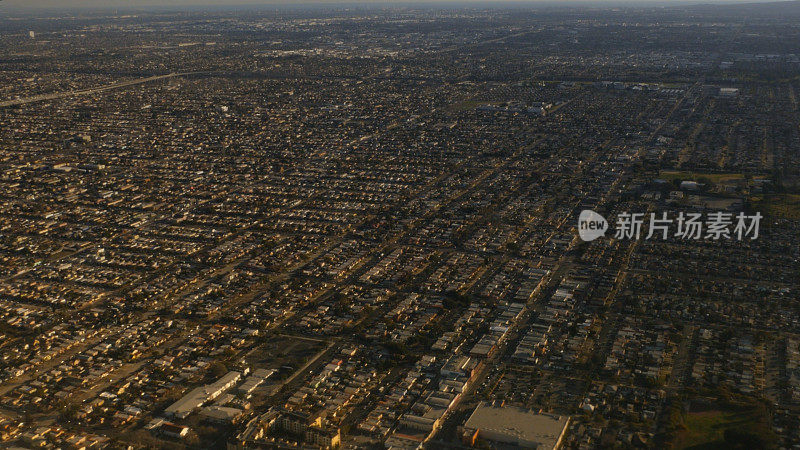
[462, 402, 570, 449]
[165, 371, 242, 419]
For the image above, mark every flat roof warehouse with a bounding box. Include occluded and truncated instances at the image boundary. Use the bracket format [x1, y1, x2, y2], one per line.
[462, 402, 570, 449]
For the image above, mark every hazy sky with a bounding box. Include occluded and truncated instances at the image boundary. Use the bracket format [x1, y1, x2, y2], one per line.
[6, 0, 529, 8]
[0, 0, 780, 13]
[4, 0, 525, 6]
[0, 0, 773, 8]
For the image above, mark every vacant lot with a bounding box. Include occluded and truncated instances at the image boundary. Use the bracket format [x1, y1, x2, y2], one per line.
[245, 334, 327, 379]
[659, 171, 745, 184]
[752, 193, 800, 220]
[672, 399, 775, 449]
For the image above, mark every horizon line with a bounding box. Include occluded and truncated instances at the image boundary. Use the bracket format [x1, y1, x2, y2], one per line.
[2, 0, 797, 12]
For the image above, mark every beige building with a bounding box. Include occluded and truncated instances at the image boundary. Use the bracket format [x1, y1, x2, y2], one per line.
[462, 402, 570, 449]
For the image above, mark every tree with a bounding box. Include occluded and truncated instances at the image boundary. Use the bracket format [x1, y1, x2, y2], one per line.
[209, 361, 228, 379]
[723, 428, 766, 449]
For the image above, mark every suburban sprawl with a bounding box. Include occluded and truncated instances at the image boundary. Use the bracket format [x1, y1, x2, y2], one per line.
[1, 2, 800, 449]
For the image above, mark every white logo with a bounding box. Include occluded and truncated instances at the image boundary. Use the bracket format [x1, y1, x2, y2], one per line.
[579, 210, 761, 241]
[578, 209, 608, 241]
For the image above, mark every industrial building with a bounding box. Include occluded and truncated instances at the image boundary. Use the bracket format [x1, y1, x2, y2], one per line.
[462, 403, 570, 449]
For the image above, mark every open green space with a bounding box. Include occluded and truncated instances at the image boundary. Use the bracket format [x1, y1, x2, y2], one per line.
[671, 399, 776, 449]
[659, 171, 745, 184]
[751, 193, 800, 220]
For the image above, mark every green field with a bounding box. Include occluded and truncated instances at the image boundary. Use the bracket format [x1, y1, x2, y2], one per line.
[752, 193, 800, 220]
[671, 401, 775, 449]
[448, 99, 489, 112]
[659, 171, 745, 184]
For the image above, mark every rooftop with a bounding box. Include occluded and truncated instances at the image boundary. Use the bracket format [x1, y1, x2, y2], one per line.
[463, 402, 570, 449]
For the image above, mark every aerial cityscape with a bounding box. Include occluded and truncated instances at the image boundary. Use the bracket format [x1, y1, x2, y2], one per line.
[0, 1, 799, 449]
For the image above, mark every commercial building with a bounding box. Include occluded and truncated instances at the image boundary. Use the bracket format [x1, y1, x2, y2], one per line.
[462, 403, 570, 449]
[165, 371, 242, 419]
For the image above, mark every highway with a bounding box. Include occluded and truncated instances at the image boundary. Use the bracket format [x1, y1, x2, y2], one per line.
[0, 72, 196, 108]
